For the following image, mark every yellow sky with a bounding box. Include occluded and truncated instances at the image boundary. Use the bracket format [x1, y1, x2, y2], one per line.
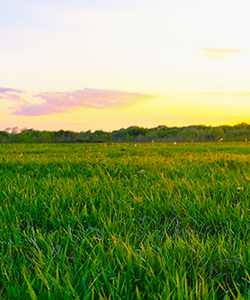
[0, 0, 250, 131]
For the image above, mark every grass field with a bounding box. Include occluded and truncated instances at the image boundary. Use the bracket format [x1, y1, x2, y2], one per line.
[1, 142, 250, 299]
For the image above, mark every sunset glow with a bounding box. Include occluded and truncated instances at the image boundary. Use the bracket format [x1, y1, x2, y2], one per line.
[1, 0, 250, 131]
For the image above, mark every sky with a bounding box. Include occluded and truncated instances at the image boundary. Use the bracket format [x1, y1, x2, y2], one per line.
[1, 0, 250, 132]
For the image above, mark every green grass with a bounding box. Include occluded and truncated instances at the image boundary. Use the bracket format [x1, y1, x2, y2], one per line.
[1, 142, 250, 299]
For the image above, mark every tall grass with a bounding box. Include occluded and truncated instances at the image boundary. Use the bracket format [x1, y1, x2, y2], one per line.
[0, 142, 250, 299]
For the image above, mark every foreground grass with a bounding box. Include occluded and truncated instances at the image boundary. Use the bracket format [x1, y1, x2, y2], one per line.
[1, 142, 250, 299]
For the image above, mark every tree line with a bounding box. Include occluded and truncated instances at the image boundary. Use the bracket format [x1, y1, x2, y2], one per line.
[1, 123, 250, 143]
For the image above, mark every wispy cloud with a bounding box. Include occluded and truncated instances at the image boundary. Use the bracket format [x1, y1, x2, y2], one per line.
[0, 87, 25, 94]
[196, 48, 245, 59]
[0, 87, 26, 101]
[13, 88, 153, 116]
[184, 92, 250, 96]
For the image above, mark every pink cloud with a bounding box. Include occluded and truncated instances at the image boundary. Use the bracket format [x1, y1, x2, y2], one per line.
[14, 103, 66, 116]
[0, 87, 25, 94]
[0, 87, 26, 101]
[14, 88, 153, 116]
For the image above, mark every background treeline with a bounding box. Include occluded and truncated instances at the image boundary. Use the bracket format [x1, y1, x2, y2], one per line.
[1, 123, 250, 143]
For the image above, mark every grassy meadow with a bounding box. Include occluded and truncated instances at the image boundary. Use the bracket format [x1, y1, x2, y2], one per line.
[1, 142, 250, 299]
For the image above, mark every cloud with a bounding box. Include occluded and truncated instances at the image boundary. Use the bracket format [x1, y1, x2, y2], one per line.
[0, 87, 26, 102]
[0, 87, 25, 94]
[14, 88, 153, 116]
[196, 48, 245, 59]
[184, 92, 250, 96]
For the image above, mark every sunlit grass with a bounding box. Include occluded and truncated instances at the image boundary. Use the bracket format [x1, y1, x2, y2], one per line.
[1, 142, 250, 299]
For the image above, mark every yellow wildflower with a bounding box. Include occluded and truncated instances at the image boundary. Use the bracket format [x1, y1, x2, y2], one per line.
[135, 197, 143, 202]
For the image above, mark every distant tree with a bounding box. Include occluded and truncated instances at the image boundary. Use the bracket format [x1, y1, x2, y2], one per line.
[18, 129, 37, 143]
[111, 129, 127, 141]
[4, 127, 12, 134]
[1, 123, 250, 143]
[127, 126, 147, 137]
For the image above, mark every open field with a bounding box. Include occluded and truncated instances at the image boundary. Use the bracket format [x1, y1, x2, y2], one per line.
[1, 142, 250, 299]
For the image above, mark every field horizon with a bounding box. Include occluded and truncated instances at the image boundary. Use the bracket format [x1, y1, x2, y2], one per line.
[2, 122, 250, 144]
